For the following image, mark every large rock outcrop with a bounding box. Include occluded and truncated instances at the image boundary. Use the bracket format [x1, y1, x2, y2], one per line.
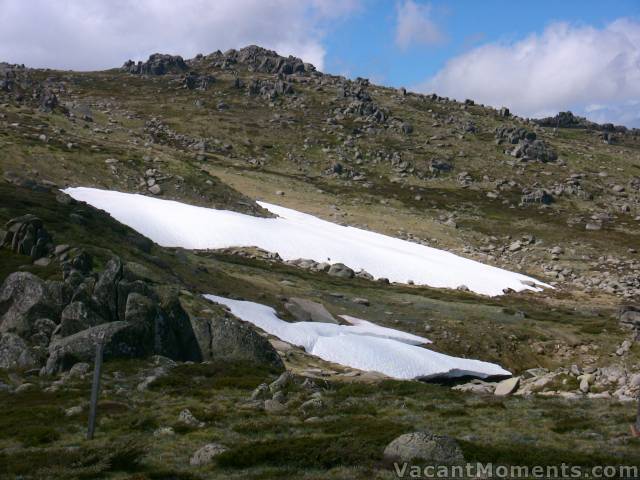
[58, 300, 106, 337]
[92, 256, 122, 322]
[184, 296, 284, 371]
[1, 214, 53, 260]
[0, 333, 37, 370]
[203, 314, 283, 368]
[123, 46, 317, 77]
[0, 63, 64, 113]
[46, 321, 144, 373]
[122, 54, 188, 75]
[494, 126, 557, 163]
[0, 272, 69, 337]
[0, 239, 282, 373]
[533, 111, 626, 133]
[222, 45, 315, 75]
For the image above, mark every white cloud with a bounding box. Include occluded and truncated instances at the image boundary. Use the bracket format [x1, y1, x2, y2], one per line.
[395, 0, 445, 50]
[421, 19, 640, 127]
[0, 0, 359, 71]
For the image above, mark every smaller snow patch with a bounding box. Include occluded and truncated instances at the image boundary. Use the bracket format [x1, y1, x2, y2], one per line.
[205, 295, 510, 380]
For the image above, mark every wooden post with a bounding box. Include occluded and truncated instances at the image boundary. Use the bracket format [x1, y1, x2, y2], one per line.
[632, 397, 640, 437]
[87, 336, 104, 440]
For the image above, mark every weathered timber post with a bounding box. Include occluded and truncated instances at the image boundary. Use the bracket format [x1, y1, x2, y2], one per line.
[87, 335, 105, 440]
[634, 398, 640, 437]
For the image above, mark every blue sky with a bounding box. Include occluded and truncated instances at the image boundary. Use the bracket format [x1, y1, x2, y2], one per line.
[324, 0, 640, 88]
[1, 0, 639, 125]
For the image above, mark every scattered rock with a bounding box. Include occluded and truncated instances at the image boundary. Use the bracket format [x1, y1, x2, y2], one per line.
[284, 298, 337, 324]
[251, 383, 271, 400]
[585, 222, 602, 231]
[65, 405, 84, 416]
[494, 376, 520, 396]
[178, 408, 204, 428]
[521, 188, 554, 205]
[190, 443, 228, 466]
[137, 375, 158, 391]
[0, 333, 37, 369]
[452, 379, 495, 395]
[269, 371, 295, 393]
[618, 306, 640, 329]
[153, 426, 175, 437]
[352, 297, 370, 306]
[327, 263, 354, 279]
[615, 340, 632, 356]
[383, 431, 465, 465]
[300, 397, 323, 412]
[68, 362, 91, 378]
[429, 159, 453, 174]
[14, 383, 35, 393]
[264, 398, 286, 413]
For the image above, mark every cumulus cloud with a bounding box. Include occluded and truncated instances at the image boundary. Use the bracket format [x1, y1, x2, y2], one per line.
[0, 0, 360, 71]
[421, 19, 640, 126]
[395, 0, 445, 50]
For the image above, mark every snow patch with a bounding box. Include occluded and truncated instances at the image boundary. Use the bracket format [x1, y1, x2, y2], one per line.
[340, 314, 431, 345]
[63, 187, 550, 296]
[204, 294, 510, 380]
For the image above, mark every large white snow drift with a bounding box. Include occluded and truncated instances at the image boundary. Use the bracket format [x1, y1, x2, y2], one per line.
[63, 187, 549, 296]
[205, 294, 510, 379]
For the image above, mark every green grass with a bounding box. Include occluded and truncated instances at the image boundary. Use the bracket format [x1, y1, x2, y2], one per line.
[216, 419, 405, 470]
[550, 415, 593, 434]
[148, 361, 282, 396]
[3, 61, 640, 479]
[0, 357, 638, 479]
[0, 389, 86, 446]
[459, 439, 640, 468]
[0, 438, 146, 478]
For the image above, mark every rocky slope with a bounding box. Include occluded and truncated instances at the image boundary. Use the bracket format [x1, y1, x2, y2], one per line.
[1, 45, 640, 478]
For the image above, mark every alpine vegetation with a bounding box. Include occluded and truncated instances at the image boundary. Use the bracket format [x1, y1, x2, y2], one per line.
[1, 10, 640, 477]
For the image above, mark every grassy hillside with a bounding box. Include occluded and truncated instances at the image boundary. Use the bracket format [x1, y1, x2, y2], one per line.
[1, 48, 639, 478]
